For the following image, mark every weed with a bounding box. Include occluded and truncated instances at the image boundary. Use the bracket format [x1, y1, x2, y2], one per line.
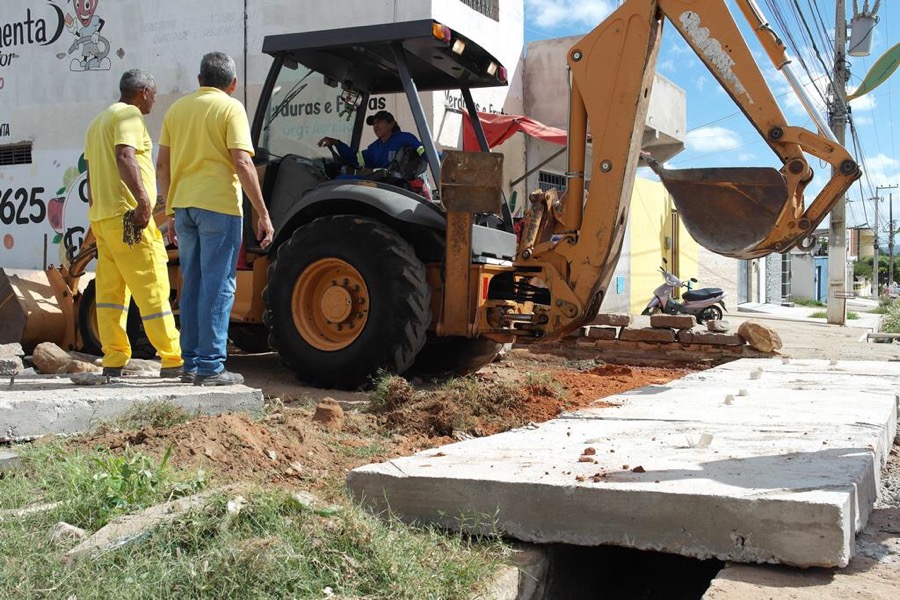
[368, 371, 415, 410]
[881, 302, 900, 333]
[95, 401, 192, 434]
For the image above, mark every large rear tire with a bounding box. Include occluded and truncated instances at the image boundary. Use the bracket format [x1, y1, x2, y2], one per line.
[411, 336, 505, 376]
[77, 279, 156, 360]
[263, 216, 430, 389]
[697, 305, 723, 324]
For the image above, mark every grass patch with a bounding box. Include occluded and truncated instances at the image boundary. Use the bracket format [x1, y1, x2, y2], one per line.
[0, 445, 507, 599]
[791, 298, 826, 307]
[94, 400, 193, 434]
[808, 310, 859, 320]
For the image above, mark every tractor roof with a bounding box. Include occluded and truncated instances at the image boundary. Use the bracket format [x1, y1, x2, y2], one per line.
[262, 19, 507, 94]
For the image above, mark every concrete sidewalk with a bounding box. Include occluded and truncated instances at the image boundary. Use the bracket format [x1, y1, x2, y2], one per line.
[348, 358, 900, 568]
[0, 375, 263, 439]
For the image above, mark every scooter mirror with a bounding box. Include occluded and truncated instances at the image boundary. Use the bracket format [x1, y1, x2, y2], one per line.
[690, 278, 698, 283]
[662, 257, 668, 265]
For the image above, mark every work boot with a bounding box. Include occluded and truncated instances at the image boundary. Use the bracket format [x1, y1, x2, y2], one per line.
[101, 366, 123, 377]
[181, 371, 196, 384]
[194, 370, 244, 387]
[159, 366, 184, 379]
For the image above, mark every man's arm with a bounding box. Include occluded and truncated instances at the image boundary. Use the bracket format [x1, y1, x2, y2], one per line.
[230, 148, 274, 249]
[115, 144, 152, 228]
[156, 144, 177, 246]
[84, 160, 93, 207]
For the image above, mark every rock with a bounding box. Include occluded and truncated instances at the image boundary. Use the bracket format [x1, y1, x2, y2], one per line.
[65, 360, 101, 374]
[707, 319, 730, 332]
[737, 321, 783, 352]
[585, 326, 618, 340]
[32, 342, 72, 374]
[0, 343, 24, 358]
[312, 397, 344, 431]
[619, 327, 677, 343]
[0, 356, 23, 375]
[50, 522, 87, 544]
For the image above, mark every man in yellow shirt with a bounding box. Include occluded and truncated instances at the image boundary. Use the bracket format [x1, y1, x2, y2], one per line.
[157, 52, 273, 386]
[83, 69, 183, 378]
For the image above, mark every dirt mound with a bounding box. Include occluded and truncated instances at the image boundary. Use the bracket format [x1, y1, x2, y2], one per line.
[78, 411, 339, 483]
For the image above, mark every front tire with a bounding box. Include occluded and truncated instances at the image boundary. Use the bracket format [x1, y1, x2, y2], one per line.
[263, 216, 430, 389]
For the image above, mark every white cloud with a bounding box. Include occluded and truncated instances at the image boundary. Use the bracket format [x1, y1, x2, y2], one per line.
[658, 58, 676, 73]
[685, 126, 742, 152]
[524, 0, 615, 29]
[695, 76, 707, 91]
[738, 152, 755, 162]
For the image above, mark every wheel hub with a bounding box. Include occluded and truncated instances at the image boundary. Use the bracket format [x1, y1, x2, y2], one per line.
[292, 258, 370, 351]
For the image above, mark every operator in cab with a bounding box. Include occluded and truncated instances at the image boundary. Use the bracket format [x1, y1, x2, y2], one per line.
[317, 110, 431, 199]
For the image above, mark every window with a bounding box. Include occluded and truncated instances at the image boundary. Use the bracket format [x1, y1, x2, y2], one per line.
[0, 143, 32, 166]
[538, 171, 566, 192]
[459, 0, 499, 21]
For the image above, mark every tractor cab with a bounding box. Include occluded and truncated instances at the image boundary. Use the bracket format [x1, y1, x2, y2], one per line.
[248, 19, 511, 254]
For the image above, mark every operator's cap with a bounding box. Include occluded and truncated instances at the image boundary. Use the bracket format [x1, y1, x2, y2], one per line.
[366, 110, 395, 125]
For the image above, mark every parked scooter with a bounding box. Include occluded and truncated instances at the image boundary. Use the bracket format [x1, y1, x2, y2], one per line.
[641, 259, 726, 323]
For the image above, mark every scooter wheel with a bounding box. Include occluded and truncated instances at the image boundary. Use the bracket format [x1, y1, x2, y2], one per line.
[697, 305, 723, 323]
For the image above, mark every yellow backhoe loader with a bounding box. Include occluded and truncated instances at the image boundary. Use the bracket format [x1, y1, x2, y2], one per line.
[0, 0, 860, 388]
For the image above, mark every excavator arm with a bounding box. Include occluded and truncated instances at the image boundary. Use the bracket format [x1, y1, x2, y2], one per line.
[506, 0, 860, 341]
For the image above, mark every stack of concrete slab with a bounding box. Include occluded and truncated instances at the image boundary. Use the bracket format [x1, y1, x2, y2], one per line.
[347, 358, 900, 568]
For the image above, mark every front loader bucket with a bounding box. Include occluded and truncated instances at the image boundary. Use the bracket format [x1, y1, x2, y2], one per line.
[0, 268, 72, 353]
[650, 164, 789, 258]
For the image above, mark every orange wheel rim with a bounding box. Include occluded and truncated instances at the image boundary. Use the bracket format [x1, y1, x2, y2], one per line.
[292, 258, 369, 351]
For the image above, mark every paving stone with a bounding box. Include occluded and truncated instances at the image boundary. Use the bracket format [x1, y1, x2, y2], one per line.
[650, 314, 697, 330]
[589, 313, 633, 327]
[0, 450, 22, 472]
[678, 330, 745, 346]
[618, 327, 677, 343]
[585, 326, 618, 340]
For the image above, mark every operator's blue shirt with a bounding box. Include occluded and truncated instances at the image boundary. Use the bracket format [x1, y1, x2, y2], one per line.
[335, 131, 424, 169]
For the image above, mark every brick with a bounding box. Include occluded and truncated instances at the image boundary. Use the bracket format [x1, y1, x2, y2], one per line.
[619, 327, 676, 343]
[589, 313, 633, 327]
[707, 319, 730, 333]
[650, 314, 696, 330]
[585, 326, 618, 340]
[679, 330, 744, 346]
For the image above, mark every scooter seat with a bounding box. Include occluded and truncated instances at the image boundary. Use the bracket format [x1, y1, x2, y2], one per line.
[683, 288, 723, 302]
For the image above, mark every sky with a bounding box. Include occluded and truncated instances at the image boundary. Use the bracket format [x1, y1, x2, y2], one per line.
[522, 0, 899, 247]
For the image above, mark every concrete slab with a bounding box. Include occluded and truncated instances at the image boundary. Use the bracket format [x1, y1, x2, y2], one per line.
[703, 508, 900, 599]
[347, 359, 900, 568]
[0, 449, 21, 472]
[0, 375, 263, 438]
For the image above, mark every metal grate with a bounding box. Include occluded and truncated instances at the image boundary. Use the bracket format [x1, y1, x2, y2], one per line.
[459, 0, 499, 21]
[780, 252, 791, 301]
[538, 171, 566, 192]
[0, 143, 32, 166]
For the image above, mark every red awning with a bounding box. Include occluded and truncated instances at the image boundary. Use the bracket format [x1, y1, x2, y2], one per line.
[462, 111, 567, 150]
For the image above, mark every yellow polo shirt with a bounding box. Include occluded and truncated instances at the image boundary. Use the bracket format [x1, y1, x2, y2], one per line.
[84, 102, 156, 222]
[160, 87, 254, 217]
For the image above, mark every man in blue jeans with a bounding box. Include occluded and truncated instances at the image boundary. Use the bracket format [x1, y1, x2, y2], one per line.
[157, 51, 274, 385]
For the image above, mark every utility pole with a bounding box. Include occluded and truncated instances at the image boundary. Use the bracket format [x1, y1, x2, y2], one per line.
[875, 184, 898, 295]
[826, 0, 850, 325]
[891, 192, 896, 291]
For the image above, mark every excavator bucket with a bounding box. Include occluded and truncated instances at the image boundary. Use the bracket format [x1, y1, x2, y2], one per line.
[0, 268, 73, 353]
[649, 163, 790, 258]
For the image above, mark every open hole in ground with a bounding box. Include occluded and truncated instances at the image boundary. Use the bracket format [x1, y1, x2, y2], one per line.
[537, 544, 724, 599]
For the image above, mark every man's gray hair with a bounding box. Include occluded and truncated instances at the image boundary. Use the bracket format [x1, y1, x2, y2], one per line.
[199, 52, 237, 90]
[119, 69, 156, 97]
